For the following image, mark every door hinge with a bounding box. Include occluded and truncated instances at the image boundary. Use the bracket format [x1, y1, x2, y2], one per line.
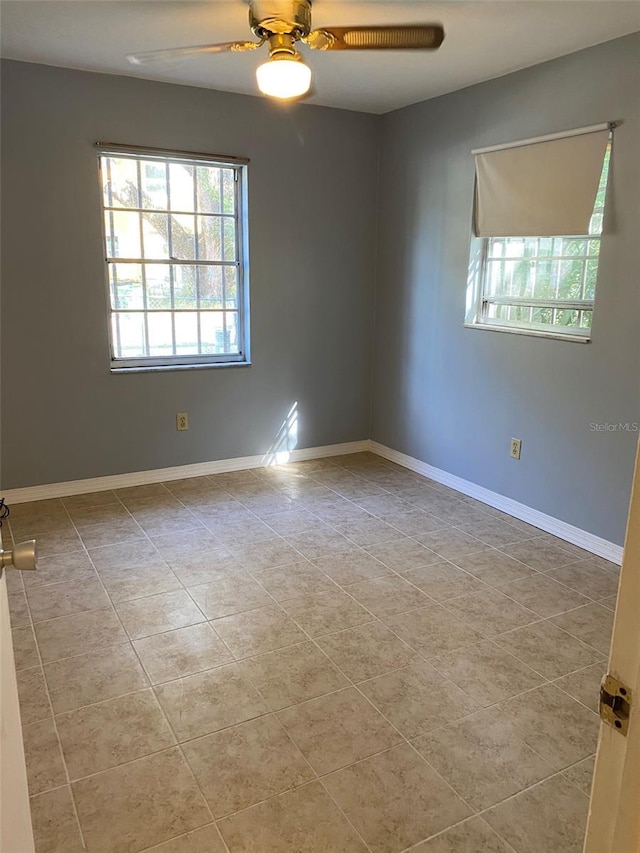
[599, 674, 632, 736]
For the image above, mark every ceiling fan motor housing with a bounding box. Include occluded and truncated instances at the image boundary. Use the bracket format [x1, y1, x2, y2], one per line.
[249, 0, 312, 41]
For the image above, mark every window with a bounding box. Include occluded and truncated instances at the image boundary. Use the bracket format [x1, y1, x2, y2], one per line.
[98, 145, 249, 370]
[467, 139, 611, 341]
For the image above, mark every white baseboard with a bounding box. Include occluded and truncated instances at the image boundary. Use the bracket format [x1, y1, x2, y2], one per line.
[4, 436, 623, 565]
[1, 440, 370, 504]
[369, 440, 624, 566]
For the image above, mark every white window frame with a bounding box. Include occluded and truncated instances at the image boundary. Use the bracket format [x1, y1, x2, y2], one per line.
[97, 143, 250, 372]
[465, 142, 610, 344]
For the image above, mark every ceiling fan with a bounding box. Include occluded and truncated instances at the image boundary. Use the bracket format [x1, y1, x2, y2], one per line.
[127, 0, 445, 100]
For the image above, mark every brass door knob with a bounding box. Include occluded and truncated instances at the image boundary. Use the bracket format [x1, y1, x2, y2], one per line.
[1, 540, 38, 572]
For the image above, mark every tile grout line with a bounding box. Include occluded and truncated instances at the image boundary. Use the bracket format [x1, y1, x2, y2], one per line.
[135, 821, 227, 853]
[398, 813, 521, 853]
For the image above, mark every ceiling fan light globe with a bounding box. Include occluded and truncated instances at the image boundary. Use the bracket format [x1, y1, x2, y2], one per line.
[256, 55, 312, 99]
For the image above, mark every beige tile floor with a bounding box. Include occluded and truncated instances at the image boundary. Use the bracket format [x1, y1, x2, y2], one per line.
[6, 452, 619, 853]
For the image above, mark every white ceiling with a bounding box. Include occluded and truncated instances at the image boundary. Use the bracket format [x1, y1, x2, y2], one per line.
[1, 0, 639, 113]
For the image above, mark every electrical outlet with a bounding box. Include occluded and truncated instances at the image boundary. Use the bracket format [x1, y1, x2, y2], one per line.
[176, 413, 189, 431]
[510, 438, 522, 460]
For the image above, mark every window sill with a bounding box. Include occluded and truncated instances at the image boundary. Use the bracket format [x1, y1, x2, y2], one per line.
[111, 361, 252, 374]
[463, 322, 591, 344]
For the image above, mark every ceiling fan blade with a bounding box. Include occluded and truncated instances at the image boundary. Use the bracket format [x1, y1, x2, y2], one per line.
[127, 40, 264, 66]
[304, 25, 444, 52]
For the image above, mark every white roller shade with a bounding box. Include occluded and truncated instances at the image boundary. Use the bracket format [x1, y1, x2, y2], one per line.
[473, 128, 609, 238]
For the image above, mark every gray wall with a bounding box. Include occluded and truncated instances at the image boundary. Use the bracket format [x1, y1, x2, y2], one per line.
[1, 61, 379, 488]
[372, 33, 640, 545]
[3, 38, 639, 547]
